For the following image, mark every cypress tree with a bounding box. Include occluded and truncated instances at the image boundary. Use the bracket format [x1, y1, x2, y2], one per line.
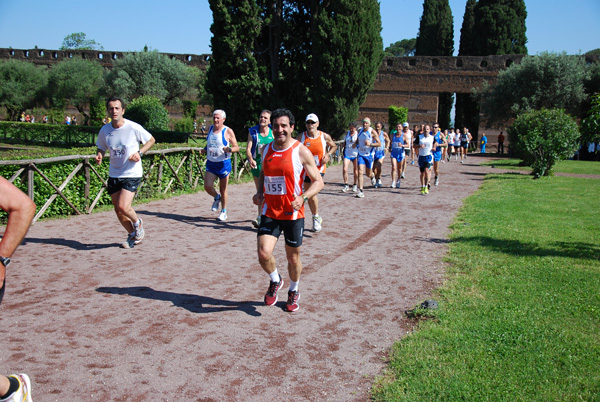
[455, 0, 479, 133]
[458, 0, 477, 56]
[206, 0, 383, 137]
[473, 0, 528, 56]
[206, 0, 272, 134]
[416, 0, 454, 129]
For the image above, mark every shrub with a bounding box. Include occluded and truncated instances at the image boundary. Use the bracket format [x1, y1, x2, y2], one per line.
[388, 105, 408, 134]
[508, 108, 580, 178]
[124, 95, 169, 131]
[173, 117, 194, 133]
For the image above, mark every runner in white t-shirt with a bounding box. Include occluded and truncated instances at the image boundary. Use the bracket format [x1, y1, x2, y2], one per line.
[95, 96, 156, 249]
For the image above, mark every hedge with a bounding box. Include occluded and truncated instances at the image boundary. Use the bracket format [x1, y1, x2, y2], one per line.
[0, 122, 190, 146]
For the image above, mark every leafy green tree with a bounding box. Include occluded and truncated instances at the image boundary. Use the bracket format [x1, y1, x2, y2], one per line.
[416, 0, 454, 129]
[103, 50, 198, 105]
[0, 59, 48, 121]
[124, 95, 169, 131]
[472, 0, 527, 56]
[205, 0, 383, 137]
[508, 108, 580, 178]
[586, 49, 600, 56]
[385, 39, 416, 57]
[60, 32, 104, 50]
[581, 92, 600, 146]
[47, 57, 104, 125]
[479, 52, 589, 127]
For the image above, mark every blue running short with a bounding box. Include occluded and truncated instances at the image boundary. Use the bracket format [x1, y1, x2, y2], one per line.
[206, 159, 232, 179]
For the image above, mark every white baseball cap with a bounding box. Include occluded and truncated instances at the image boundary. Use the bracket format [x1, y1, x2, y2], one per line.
[403, 122, 409, 127]
[305, 113, 319, 123]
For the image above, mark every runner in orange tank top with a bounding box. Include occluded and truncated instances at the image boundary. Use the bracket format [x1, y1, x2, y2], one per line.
[253, 108, 324, 313]
[297, 113, 337, 232]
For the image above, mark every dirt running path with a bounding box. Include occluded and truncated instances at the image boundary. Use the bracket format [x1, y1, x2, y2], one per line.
[2, 155, 498, 401]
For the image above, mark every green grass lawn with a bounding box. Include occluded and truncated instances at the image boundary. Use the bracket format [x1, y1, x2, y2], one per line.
[481, 158, 600, 175]
[373, 173, 600, 402]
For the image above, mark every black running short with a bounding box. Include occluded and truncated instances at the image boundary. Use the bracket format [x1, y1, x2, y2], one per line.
[107, 177, 142, 195]
[257, 216, 305, 247]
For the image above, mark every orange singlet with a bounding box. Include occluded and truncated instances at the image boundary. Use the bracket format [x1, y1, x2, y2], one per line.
[261, 140, 306, 220]
[298, 131, 327, 174]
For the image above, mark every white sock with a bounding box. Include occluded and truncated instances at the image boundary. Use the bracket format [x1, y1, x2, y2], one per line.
[134, 219, 141, 228]
[289, 280, 299, 292]
[269, 270, 279, 283]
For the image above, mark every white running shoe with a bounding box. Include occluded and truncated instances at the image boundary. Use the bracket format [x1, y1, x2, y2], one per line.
[434, 177, 439, 186]
[390, 181, 396, 188]
[401, 172, 405, 179]
[218, 210, 227, 221]
[312, 215, 323, 232]
[341, 184, 349, 193]
[377, 179, 382, 187]
[352, 185, 358, 193]
[371, 176, 376, 186]
[211, 194, 221, 212]
[5, 373, 32, 402]
[251, 216, 261, 228]
[134, 218, 144, 244]
[356, 191, 365, 198]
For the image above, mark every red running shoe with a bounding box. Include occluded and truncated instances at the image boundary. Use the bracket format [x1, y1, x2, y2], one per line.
[285, 290, 300, 312]
[264, 275, 283, 306]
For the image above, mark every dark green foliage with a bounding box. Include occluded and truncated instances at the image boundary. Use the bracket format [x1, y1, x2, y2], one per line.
[508, 108, 580, 178]
[103, 50, 198, 105]
[0, 60, 48, 121]
[438, 93, 454, 129]
[416, 0, 454, 128]
[182, 101, 199, 119]
[455, 93, 479, 133]
[205, 0, 271, 135]
[416, 0, 454, 57]
[47, 57, 104, 125]
[479, 52, 589, 127]
[60, 32, 103, 50]
[581, 92, 600, 145]
[455, 0, 479, 136]
[384, 38, 416, 57]
[472, 0, 528, 56]
[205, 0, 383, 137]
[388, 106, 408, 130]
[124, 96, 169, 131]
[88, 96, 106, 126]
[458, 0, 477, 56]
[586, 48, 600, 56]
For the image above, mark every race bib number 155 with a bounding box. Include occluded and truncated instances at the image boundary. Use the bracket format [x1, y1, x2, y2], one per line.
[264, 176, 287, 195]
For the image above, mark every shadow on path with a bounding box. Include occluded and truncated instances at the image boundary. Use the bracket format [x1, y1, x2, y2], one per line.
[26, 237, 119, 251]
[138, 210, 257, 233]
[96, 286, 262, 316]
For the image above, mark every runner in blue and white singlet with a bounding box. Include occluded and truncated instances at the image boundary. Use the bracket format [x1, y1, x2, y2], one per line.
[340, 122, 359, 193]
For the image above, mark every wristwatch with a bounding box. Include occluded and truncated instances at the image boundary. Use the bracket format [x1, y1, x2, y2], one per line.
[302, 195, 308, 203]
[138, 151, 144, 157]
[0, 256, 10, 268]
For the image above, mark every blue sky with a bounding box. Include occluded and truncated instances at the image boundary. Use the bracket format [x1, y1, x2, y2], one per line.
[0, 0, 598, 55]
